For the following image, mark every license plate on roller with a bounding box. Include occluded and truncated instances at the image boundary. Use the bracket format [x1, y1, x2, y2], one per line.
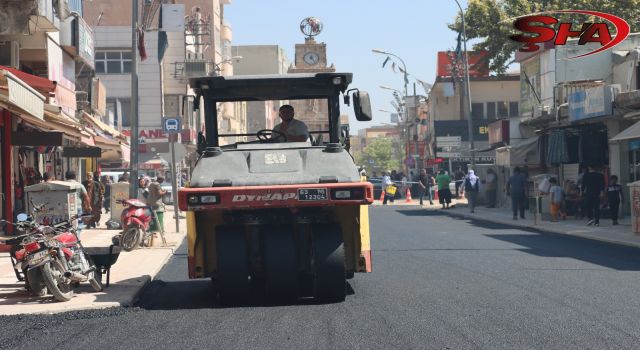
[297, 188, 327, 201]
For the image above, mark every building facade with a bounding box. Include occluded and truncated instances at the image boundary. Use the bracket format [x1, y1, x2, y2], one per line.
[83, 0, 240, 173]
[429, 74, 520, 172]
[0, 0, 125, 227]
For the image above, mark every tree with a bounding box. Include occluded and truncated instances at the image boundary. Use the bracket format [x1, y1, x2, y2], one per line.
[449, 0, 640, 74]
[355, 137, 403, 175]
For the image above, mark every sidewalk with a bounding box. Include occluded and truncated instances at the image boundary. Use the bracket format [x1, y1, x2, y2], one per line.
[0, 207, 186, 315]
[445, 202, 640, 249]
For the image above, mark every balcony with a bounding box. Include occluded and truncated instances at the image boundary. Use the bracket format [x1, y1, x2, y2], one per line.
[59, 15, 95, 68]
[30, 0, 64, 32]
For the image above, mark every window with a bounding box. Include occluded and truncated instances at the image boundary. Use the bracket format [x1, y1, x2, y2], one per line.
[486, 102, 496, 119]
[509, 102, 519, 117]
[497, 101, 508, 118]
[471, 103, 484, 119]
[95, 51, 132, 74]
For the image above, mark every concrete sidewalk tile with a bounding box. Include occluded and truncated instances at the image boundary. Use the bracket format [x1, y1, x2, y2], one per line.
[0, 206, 187, 315]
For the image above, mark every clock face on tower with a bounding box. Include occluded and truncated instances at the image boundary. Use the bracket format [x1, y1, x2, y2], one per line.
[303, 52, 320, 65]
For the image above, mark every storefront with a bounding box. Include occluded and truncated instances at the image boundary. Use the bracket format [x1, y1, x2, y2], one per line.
[0, 67, 48, 226]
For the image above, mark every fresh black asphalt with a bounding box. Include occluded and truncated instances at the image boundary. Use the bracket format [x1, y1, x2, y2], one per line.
[2, 206, 640, 349]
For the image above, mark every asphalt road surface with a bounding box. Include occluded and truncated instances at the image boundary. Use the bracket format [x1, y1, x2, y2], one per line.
[2, 206, 640, 349]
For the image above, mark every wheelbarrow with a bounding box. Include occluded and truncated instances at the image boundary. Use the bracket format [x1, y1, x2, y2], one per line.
[85, 245, 121, 287]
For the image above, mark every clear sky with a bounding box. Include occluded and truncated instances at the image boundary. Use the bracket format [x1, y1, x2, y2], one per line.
[225, 0, 468, 132]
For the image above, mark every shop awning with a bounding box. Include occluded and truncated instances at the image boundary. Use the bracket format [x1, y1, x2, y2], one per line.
[0, 68, 46, 121]
[495, 137, 541, 167]
[611, 121, 640, 142]
[0, 65, 56, 94]
[83, 111, 123, 139]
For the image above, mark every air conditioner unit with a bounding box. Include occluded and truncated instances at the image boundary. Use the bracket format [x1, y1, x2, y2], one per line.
[184, 60, 210, 77]
[0, 41, 19, 68]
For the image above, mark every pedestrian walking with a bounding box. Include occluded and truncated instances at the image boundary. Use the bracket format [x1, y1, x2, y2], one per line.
[607, 175, 623, 225]
[382, 171, 396, 205]
[548, 178, 563, 222]
[464, 170, 480, 213]
[485, 168, 498, 208]
[82, 172, 104, 228]
[581, 165, 605, 226]
[435, 170, 452, 209]
[418, 169, 434, 206]
[507, 167, 527, 220]
[102, 175, 112, 213]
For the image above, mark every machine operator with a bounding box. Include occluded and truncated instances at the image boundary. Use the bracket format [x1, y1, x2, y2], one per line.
[272, 104, 309, 142]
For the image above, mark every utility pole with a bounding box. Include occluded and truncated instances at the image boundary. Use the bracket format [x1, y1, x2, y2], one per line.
[454, 0, 476, 168]
[129, 0, 139, 198]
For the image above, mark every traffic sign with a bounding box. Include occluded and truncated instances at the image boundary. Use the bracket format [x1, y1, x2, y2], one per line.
[162, 116, 182, 134]
[436, 136, 461, 142]
[438, 152, 462, 158]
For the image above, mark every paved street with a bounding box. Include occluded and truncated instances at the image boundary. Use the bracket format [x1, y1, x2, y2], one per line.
[2, 206, 640, 349]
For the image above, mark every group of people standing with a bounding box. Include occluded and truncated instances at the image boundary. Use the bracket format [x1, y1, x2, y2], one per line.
[544, 166, 623, 226]
[59, 170, 167, 230]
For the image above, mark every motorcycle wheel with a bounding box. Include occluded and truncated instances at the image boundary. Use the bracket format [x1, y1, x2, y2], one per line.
[26, 268, 48, 297]
[121, 227, 141, 252]
[42, 257, 74, 302]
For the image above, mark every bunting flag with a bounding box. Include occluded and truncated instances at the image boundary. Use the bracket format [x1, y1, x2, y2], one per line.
[158, 30, 168, 62]
[382, 56, 390, 68]
[138, 27, 148, 61]
[455, 32, 462, 58]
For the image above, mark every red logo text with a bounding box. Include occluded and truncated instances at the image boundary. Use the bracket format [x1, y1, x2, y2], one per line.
[510, 10, 629, 59]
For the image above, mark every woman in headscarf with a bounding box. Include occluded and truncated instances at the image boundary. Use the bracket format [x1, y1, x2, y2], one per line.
[137, 176, 150, 201]
[464, 169, 480, 213]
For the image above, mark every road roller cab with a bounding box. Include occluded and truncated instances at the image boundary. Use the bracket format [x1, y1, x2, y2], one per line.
[178, 73, 374, 303]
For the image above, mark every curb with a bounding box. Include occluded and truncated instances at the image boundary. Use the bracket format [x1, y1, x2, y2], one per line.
[445, 210, 640, 250]
[125, 246, 178, 307]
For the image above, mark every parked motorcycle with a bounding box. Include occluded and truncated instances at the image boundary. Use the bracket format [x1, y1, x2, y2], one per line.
[114, 199, 165, 251]
[6, 206, 102, 302]
[4, 214, 50, 297]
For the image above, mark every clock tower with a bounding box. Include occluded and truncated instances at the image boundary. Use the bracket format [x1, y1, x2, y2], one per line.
[289, 17, 335, 73]
[288, 17, 335, 133]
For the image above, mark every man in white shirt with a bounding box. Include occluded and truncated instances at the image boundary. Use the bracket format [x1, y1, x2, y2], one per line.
[272, 105, 309, 142]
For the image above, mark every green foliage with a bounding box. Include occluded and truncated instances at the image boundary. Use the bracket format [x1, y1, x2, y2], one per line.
[355, 137, 403, 174]
[450, 0, 640, 74]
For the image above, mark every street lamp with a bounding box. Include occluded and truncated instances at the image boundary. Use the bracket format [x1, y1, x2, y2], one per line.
[214, 55, 243, 75]
[453, 0, 476, 168]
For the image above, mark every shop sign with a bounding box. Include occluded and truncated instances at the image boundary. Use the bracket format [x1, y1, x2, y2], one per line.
[11, 132, 63, 146]
[569, 86, 613, 122]
[488, 119, 510, 145]
[76, 17, 95, 68]
[62, 146, 101, 158]
[434, 120, 490, 141]
[91, 78, 106, 116]
[437, 51, 489, 78]
[6, 75, 45, 120]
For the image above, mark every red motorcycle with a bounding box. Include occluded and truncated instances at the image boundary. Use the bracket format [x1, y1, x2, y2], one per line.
[114, 199, 164, 251]
[7, 210, 102, 302]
